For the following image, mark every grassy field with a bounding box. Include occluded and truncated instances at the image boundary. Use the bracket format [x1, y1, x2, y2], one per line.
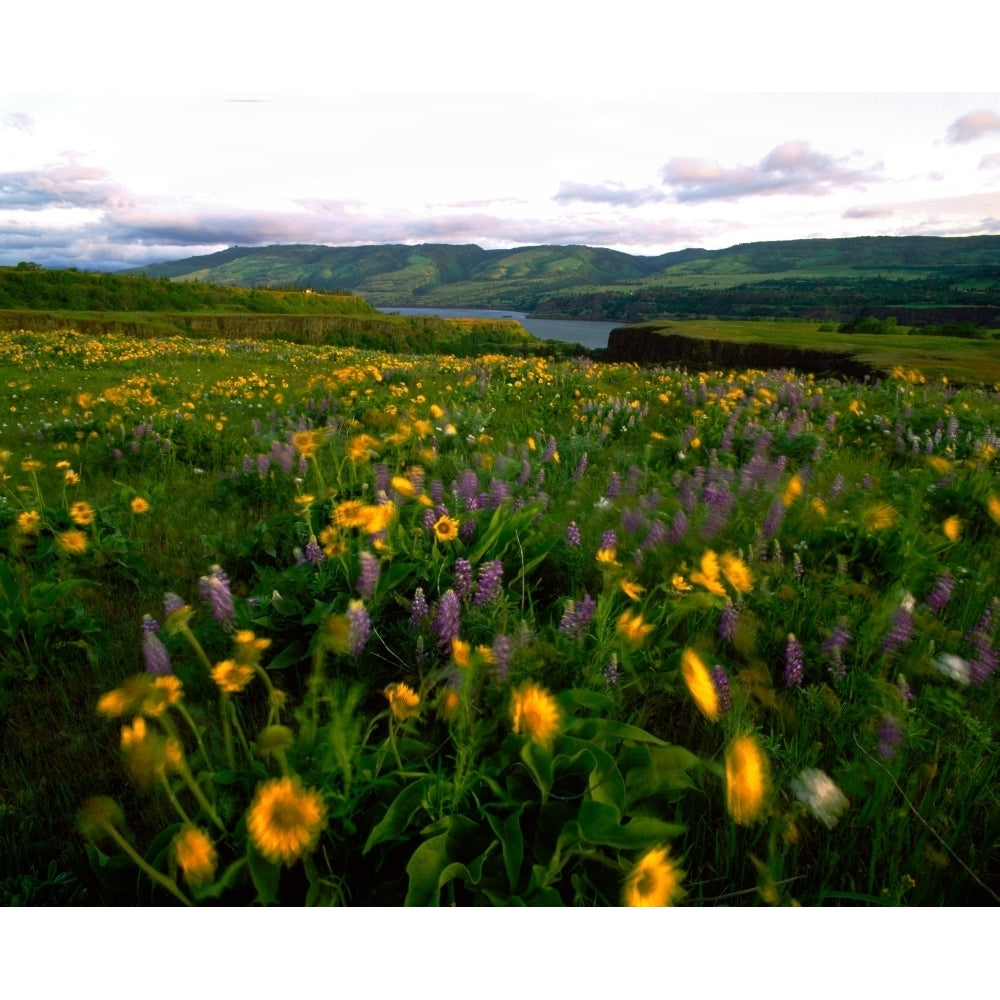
[1, 324, 999, 905]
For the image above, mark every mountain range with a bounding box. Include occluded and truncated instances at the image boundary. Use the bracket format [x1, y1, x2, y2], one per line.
[128, 235, 1000, 324]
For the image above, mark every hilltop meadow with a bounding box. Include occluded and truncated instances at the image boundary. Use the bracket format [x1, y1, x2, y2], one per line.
[1, 262, 999, 907]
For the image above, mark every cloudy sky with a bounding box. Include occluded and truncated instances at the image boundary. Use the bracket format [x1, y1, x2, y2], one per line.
[2, 5, 998, 271]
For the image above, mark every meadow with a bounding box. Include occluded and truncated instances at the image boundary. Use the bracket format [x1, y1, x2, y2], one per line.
[1, 324, 998, 906]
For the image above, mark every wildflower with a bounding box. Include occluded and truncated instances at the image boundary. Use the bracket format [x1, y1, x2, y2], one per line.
[17, 510, 41, 534]
[333, 500, 368, 529]
[671, 574, 692, 593]
[141, 616, 171, 676]
[781, 474, 803, 506]
[620, 579, 646, 601]
[718, 600, 739, 643]
[862, 502, 897, 532]
[77, 796, 124, 843]
[784, 633, 804, 688]
[680, 648, 720, 722]
[451, 638, 472, 669]
[303, 536, 324, 565]
[384, 681, 421, 720]
[433, 515, 460, 543]
[474, 559, 504, 606]
[357, 551, 380, 600]
[346, 600, 371, 655]
[211, 659, 255, 694]
[566, 521, 581, 546]
[511, 682, 561, 746]
[120, 716, 167, 787]
[199, 565, 235, 629]
[987, 494, 1000, 525]
[438, 687, 461, 721]
[454, 557, 474, 601]
[881, 600, 914, 656]
[596, 547, 619, 566]
[932, 653, 972, 685]
[233, 629, 271, 667]
[690, 550, 726, 597]
[56, 529, 88, 555]
[69, 501, 95, 526]
[361, 501, 396, 536]
[622, 845, 685, 907]
[617, 609, 654, 646]
[346, 433, 380, 464]
[790, 769, 850, 829]
[292, 428, 326, 459]
[603, 654, 620, 686]
[435, 590, 461, 649]
[246, 776, 327, 866]
[822, 623, 851, 680]
[173, 826, 218, 887]
[142, 676, 183, 717]
[725, 733, 770, 825]
[719, 552, 753, 594]
[711, 664, 731, 714]
[390, 474, 417, 499]
[942, 515, 962, 541]
[925, 574, 955, 615]
[409, 587, 430, 629]
[878, 716, 902, 759]
[130, 496, 150, 515]
[491, 634, 512, 680]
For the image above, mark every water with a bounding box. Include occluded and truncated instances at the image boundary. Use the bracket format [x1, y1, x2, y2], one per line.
[375, 306, 618, 351]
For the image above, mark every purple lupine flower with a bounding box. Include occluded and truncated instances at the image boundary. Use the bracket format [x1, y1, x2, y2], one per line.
[566, 521, 581, 547]
[967, 601, 999, 685]
[164, 592, 186, 617]
[606, 471, 621, 499]
[141, 615, 171, 676]
[256, 454, 271, 476]
[304, 536, 324, 566]
[719, 601, 740, 644]
[199, 565, 235, 630]
[603, 654, 620, 687]
[763, 498, 785, 539]
[784, 633, 804, 688]
[430, 479, 445, 504]
[701, 481, 733, 540]
[454, 558, 474, 601]
[456, 469, 480, 507]
[435, 590, 461, 649]
[409, 587, 430, 629]
[668, 509, 688, 545]
[710, 664, 731, 714]
[621, 507, 647, 536]
[540, 436, 558, 462]
[357, 551, 380, 601]
[573, 452, 589, 480]
[881, 599, 914, 656]
[600, 529, 618, 552]
[460, 519, 476, 543]
[878, 716, 901, 759]
[346, 600, 371, 656]
[242, 454, 254, 474]
[491, 634, 512, 680]
[489, 479, 510, 507]
[517, 461, 531, 486]
[558, 593, 596, 642]
[474, 560, 504, 607]
[897, 674, 914, 702]
[925, 574, 955, 615]
[822, 624, 851, 680]
[641, 519, 666, 552]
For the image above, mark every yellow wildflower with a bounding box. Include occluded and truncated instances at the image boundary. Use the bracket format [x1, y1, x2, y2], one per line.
[292, 428, 326, 459]
[596, 547, 620, 566]
[247, 776, 327, 866]
[211, 659, 255, 694]
[690, 550, 726, 597]
[433, 515, 460, 543]
[346, 434, 380, 463]
[617, 609, 654, 646]
[989, 494, 1000, 525]
[725, 733, 770, 825]
[173, 826, 218, 887]
[17, 510, 41, 534]
[511, 682, 561, 746]
[781, 474, 803, 506]
[390, 475, 417, 499]
[384, 681, 421, 720]
[719, 552, 753, 594]
[361, 501, 396, 535]
[97, 675, 153, 718]
[333, 500, 368, 529]
[451, 638, 472, 669]
[56, 529, 88, 556]
[943, 516, 962, 541]
[681, 647, 719, 722]
[129, 496, 150, 515]
[862, 502, 897, 532]
[623, 846, 685, 907]
[671, 574, 692, 592]
[620, 579, 646, 601]
[69, 501, 95, 526]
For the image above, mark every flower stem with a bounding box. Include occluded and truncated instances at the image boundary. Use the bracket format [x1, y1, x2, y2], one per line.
[102, 822, 193, 906]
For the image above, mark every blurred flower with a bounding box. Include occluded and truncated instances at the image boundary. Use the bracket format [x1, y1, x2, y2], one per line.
[173, 826, 218, 887]
[16, 510, 41, 534]
[69, 500, 95, 526]
[681, 647, 719, 722]
[720, 552, 753, 594]
[511, 682, 560, 746]
[474, 559, 504, 606]
[384, 681, 421, 720]
[671, 574, 692, 593]
[211, 659, 254, 694]
[120, 716, 168, 787]
[790, 768, 849, 828]
[566, 521, 581, 546]
[199, 565, 235, 629]
[878, 716, 902, 758]
[690, 550, 726, 596]
[56, 529, 88, 555]
[346, 600, 371, 655]
[622, 845, 685, 907]
[435, 589, 461, 649]
[130, 496, 150, 515]
[784, 633, 804, 688]
[97, 675, 153, 718]
[357, 551, 380, 600]
[862, 502, 897, 532]
[247, 776, 327, 866]
[725, 733, 770, 825]
[711, 664, 731, 714]
[925, 574, 955, 615]
[932, 653, 972, 685]
[617, 609, 653, 646]
[620, 579, 645, 601]
[141, 616, 171, 676]
[451, 638, 472, 669]
[942, 515, 962, 541]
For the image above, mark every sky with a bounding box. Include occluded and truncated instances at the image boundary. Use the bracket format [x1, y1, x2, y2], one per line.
[2, 4, 999, 271]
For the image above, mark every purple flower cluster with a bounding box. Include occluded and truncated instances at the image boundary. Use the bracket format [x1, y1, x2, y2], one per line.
[559, 593, 597, 642]
[357, 551, 380, 600]
[346, 601, 371, 656]
[566, 521, 581, 547]
[141, 615, 171, 676]
[573, 452, 589, 481]
[454, 558, 474, 601]
[474, 560, 504, 607]
[878, 716, 902, 759]
[199, 565, 235, 630]
[710, 665, 731, 713]
[822, 623, 851, 680]
[435, 590, 461, 649]
[603, 654, 620, 686]
[966, 600, 999, 685]
[409, 587, 430, 629]
[881, 602, 914, 656]
[784, 633, 804, 688]
[718, 601, 740, 644]
[925, 574, 955, 615]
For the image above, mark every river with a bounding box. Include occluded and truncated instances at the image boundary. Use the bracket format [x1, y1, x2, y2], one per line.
[375, 307, 618, 351]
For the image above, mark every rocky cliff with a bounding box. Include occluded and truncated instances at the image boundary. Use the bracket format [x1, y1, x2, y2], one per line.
[605, 326, 878, 380]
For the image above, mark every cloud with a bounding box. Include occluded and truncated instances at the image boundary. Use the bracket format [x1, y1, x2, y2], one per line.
[553, 181, 666, 207]
[842, 205, 895, 219]
[661, 140, 883, 202]
[1, 111, 33, 133]
[0, 159, 122, 210]
[979, 152, 1000, 171]
[945, 110, 1000, 144]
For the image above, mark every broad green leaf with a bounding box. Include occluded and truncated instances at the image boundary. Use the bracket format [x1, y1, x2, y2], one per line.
[247, 843, 281, 905]
[363, 776, 434, 854]
[403, 815, 491, 906]
[485, 802, 526, 893]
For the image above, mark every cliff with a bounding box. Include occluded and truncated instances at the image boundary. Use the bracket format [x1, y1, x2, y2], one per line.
[605, 326, 878, 380]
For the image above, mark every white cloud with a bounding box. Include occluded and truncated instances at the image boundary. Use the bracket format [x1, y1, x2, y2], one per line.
[946, 110, 1000, 144]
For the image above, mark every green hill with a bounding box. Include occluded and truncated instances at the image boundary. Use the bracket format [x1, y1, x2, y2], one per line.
[125, 236, 1000, 324]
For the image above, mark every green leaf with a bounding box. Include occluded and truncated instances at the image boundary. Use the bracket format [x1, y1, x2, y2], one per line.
[247, 843, 281, 905]
[192, 857, 248, 901]
[519, 738, 553, 799]
[363, 776, 434, 854]
[403, 816, 492, 906]
[564, 716, 668, 746]
[485, 802, 526, 893]
[575, 799, 686, 849]
[623, 744, 702, 804]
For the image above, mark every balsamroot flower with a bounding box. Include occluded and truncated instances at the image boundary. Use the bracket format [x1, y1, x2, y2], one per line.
[790, 768, 850, 829]
[725, 733, 770, 825]
[69, 500, 95, 526]
[211, 659, 254, 694]
[247, 776, 327, 866]
[623, 845, 685, 907]
[384, 681, 421, 720]
[433, 515, 460, 543]
[56, 529, 88, 556]
[511, 682, 561, 746]
[681, 647, 719, 722]
[719, 552, 753, 594]
[690, 550, 726, 597]
[16, 510, 41, 534]
[173, 826, 218, 887]
[130, 496, 150, 515]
